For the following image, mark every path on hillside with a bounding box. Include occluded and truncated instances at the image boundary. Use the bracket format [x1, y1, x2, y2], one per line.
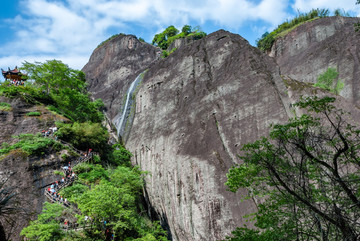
[42, 134, 97, 229]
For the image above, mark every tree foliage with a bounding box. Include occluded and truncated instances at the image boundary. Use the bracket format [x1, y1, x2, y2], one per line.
[56, 121, 109, 154]
[226, 96, 360, 241]
[110, 143, 133, 166]
[22, 60, 85, 95]
[152, 25, 206, 50]
[20, 60, 104, 123]
[0, 133, 61, 157]
[20, 202, 64, 241]
[62, 165, 166, 240]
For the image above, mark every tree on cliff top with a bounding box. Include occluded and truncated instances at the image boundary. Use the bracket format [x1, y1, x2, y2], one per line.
[20, 60, 104, 123]
[152, 25, 206, 50]
[22, 60, 85, 95]
[226, 96, 360, 241]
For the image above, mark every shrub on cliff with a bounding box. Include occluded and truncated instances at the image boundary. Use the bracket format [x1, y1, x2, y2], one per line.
[314, 67, 344, 94]
[0, 102, 11, 111]
[226, 96, 360, 240]
[59, 164, 167, 240]
[20, 202, 65, 241]
[0, 134, 61, 157]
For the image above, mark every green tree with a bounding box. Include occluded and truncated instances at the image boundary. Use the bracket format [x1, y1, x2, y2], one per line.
[152, 25, 206, 51]
[226, 96, 360, 241]
[152, 25, 179, 50]
[20, 60, 104, 123]
[21, 202, 64, 241]
[22, 60, 85, 94]
[77, 180, 138, 239]
[111, 143, 133, 166]
[52, 88, 104, 122]
[56, 122, 108, 153]
[181, 25, 192, 35]
[314, 67, 344, 94]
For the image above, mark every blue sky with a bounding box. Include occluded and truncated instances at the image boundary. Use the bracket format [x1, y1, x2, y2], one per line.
[0, 0, 359, 71]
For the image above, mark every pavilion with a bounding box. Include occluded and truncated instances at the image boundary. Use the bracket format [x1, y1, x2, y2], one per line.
[1, 66, 27, 84]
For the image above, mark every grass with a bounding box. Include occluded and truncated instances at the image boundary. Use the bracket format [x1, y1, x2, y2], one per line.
[26, 111, 41, 116]
[277, 17, 320, 38]
[0, 133, 62, 157]
[0, 102, 12, 111]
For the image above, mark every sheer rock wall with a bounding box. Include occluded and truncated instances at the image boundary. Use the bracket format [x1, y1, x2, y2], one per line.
[270, 16, 360, 105]
[82, 35, 161, 120]
[83, 17, 360, 240]
[125, 30, 291, 240]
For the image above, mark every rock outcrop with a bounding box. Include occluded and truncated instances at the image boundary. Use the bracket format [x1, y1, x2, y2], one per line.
[125, 30, 293, 240]
[270, 16, 360, 105]
[82, 34, 161, 120]
[0, 97, 70, 240]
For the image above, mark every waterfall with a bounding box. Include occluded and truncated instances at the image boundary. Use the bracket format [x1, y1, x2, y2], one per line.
[113, 71, 145, 138]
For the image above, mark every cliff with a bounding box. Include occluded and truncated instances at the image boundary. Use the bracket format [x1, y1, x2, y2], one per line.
[0, 96, 70, 240]
[84, 30, 292, 240]
[126, 30, 294, 240]
[82, 17, 360, 240]
[82, 34, 160, 120]
[270, 16, 360, 105]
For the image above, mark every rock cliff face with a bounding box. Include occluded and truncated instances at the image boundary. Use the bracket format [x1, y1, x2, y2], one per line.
[0, 97, 70, 240]
[83, 17, 360, 240]
[126, 30, 293, 240]
[270, 16, 360, 105]
[82, 34, 161, 120]
[84, 30, 293, 240]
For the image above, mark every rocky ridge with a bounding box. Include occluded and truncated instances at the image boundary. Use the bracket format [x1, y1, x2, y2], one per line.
[0, 97, 71, 240]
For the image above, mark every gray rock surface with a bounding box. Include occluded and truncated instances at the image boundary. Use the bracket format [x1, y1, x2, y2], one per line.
[125, 30, 292, 240]
[82, 34, 161, 120]
[83, 21, 360, 240]
[270, 16, 360, 105]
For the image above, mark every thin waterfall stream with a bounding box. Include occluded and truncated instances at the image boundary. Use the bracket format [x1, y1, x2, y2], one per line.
[113, 71, 145, 138]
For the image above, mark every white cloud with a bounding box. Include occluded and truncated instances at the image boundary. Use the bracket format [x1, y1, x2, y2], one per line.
[293, 0, 360, 14]
[0, 54, 89, 72]
[5, 0, 342, 70]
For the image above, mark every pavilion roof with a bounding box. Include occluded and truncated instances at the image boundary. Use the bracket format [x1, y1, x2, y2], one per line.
[1, 66, 27, 80]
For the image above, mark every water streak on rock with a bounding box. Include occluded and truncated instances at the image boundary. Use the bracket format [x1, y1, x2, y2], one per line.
[114, 72, 144, 137]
